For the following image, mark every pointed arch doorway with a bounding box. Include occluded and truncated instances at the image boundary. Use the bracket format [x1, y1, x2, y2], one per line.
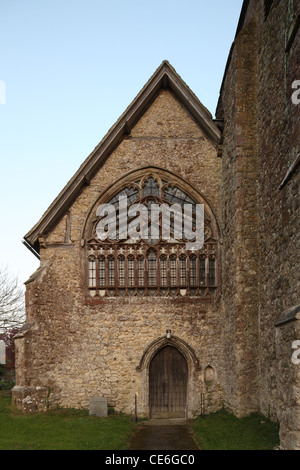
[149, 346, 188, 419]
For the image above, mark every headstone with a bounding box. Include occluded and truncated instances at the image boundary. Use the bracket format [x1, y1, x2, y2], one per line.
[89, 397, 108, 417]
[0, 341, 5, 365]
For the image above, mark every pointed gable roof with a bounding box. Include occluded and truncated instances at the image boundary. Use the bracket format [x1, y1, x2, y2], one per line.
[24, 61, 221, 256]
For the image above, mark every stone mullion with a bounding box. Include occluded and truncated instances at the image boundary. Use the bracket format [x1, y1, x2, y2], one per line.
[196, 254, 200, 296]
[137, 255, 144, 293]
[104, 255, 109, 297]
[166, 254, 170, 297]
[95, 253, 99, 297]
[205, 251, 210, 296]
[176, 254, 180, 296]
[125, 254, 129, 296]
[157, 251, 161, 296]
[145, 255, 149, 296]
[112, 253, 118, 296]
[115, 254, 119, 296]
[208, 255, 215, 288]
[181, 255, 187, 289]
[134, 254, 138, 296]
[155, 250, 159, 293]
[186, 255, 190, 295]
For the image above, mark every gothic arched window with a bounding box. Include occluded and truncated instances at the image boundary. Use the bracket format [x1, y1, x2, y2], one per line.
[86, 172, 219, 298]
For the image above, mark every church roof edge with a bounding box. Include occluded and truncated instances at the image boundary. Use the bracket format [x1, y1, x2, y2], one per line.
[24, 61, 221, 254]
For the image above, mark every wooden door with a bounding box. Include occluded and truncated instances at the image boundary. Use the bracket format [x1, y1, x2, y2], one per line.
[149, 346, 188, 418]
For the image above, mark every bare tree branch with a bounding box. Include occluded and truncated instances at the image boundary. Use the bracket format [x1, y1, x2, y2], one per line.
[0, 266, 25, 333]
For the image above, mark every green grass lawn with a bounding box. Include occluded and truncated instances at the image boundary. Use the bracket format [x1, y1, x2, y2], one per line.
[0, 390, 280, 450]
[0, 390, 138, 450]
[192, 409, 280, 450]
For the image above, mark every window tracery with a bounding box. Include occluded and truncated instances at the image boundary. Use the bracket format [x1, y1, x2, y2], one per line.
[86, 174, 218, 298]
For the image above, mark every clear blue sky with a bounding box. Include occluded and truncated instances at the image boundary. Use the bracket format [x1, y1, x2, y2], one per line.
[0, 0, 243, 286]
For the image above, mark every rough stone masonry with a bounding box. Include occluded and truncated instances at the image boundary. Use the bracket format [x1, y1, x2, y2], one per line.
[12, 0, 300, 451]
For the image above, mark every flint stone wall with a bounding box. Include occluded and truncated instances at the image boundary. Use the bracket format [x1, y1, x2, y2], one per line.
[12, 89, 224, 419]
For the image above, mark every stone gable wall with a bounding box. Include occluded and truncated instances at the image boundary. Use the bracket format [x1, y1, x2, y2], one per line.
[13, 89, 224, 418]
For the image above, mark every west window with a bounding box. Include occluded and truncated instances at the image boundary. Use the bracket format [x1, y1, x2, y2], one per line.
[88, 249, 216, 297]
[86, 173, 219, 298]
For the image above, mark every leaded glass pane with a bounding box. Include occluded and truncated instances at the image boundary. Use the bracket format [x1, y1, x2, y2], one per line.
[209, 258, 215, 287]
[163, 186, 194, 205]
[137, 257, 145, 286]
[108, 257, 115, 287]
[189, 256, 197, 287]
[142, 177, 160, 197]
[170, 256, 177, 287]
[147, 251, 157, 287]
[200, 258, 206, 285]
[109, 186, 139, 207]
[179, 257, 186, 286]
[127, 257, 135, 287]
[89, 259, 96, 288]
[118, 257, 125, 287]
[98, 257, 106, 287]
[160, 257, 167, 287]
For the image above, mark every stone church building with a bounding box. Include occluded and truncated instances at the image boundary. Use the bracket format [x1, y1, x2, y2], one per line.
[12, 0, 299, 449]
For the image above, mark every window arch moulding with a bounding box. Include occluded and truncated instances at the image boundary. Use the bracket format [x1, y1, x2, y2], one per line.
[82, 167, 221, 299]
